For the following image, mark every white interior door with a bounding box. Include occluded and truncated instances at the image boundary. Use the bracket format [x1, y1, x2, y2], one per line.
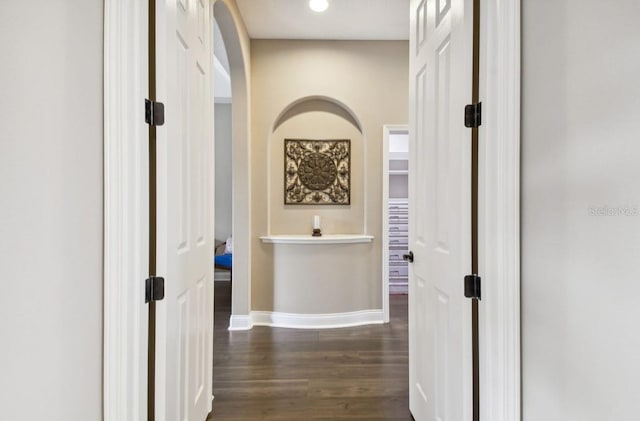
[155, 0, 214, 420]
[408, 0, 473, 419]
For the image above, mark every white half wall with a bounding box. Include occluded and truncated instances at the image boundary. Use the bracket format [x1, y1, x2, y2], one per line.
[521, 1, 640, 420]
[0, 1, 104, 419]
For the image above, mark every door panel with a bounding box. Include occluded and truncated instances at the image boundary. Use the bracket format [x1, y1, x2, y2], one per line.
[156, 0, 214, 419]
[409, 0, 472, 419]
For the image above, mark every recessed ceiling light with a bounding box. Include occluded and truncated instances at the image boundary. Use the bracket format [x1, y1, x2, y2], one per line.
[309, 0, 329, 13]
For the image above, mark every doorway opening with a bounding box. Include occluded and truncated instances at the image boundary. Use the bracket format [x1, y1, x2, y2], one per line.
[210, 1, 251, 414]
[382, 125, 409, 323]
[212, 16, 233, 318]
[213, 0, 251, 330]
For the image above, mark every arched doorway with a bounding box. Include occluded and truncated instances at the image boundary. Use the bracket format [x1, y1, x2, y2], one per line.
[214, 0, 251, 328]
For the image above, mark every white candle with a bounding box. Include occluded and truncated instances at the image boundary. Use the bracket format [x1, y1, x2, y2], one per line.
[313, 215, 321, 230]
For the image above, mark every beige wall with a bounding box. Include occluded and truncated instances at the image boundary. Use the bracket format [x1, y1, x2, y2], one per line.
[522, 0, 640, 419]
[0, 1, 103, 419]
[251, 40, 409, 313]
[215, 103, 233, 241]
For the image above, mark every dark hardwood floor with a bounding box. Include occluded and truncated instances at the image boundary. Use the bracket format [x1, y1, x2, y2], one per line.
[208, 281, 412, 420]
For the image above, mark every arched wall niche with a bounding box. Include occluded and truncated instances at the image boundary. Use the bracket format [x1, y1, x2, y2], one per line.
[267, 96, 367, 236]
[272, 96, 364, 134]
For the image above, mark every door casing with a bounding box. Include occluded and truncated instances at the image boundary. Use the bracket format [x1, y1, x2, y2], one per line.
[477, 0, 522, 419]
[103, 0, 150, 420]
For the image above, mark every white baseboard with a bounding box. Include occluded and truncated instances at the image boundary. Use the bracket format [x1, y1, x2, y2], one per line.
[228, 315, 252, 331]
[228, 309, 385, 330]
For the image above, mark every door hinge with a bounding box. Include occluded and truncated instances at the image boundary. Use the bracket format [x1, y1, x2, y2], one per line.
[145, 276, 165, 303]
[464, 274, 481, 300]
[145, 99, 165, 126]
[464, 102, 482, 128]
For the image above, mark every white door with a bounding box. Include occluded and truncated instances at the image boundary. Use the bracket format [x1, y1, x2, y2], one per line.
[155, 0, 214, 420]
[408, 0, 473, 419]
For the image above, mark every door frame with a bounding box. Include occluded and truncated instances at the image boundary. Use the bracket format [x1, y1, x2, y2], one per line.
[406, 0, 521, 418]
[103, 0, 521, 418]
[104, 0, 253, 418]
[381, 124, 409, 323]
[478, 0, 521, 419]
[103, 0, 150, 419]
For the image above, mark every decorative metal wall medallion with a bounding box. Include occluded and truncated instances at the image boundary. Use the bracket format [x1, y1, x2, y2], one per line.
[284, 139, 351, 205]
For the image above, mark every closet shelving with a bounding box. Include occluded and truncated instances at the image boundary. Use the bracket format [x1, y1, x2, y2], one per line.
[388, 156, 408, 294]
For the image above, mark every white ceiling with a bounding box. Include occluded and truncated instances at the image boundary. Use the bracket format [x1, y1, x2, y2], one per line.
[215, 0, 409, 101]
[235, 0, 409, 40]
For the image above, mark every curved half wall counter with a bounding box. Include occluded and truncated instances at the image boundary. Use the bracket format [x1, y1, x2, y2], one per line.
[233, 235, 383, 330]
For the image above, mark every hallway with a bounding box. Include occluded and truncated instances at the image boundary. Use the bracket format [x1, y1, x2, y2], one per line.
[209, 282, 412, 420]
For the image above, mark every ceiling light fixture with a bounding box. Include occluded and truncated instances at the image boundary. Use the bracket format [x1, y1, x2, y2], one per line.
[309, 0, 329, 13]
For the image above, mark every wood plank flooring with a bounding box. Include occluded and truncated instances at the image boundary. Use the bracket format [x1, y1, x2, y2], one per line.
[208, 282, 412, 420]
